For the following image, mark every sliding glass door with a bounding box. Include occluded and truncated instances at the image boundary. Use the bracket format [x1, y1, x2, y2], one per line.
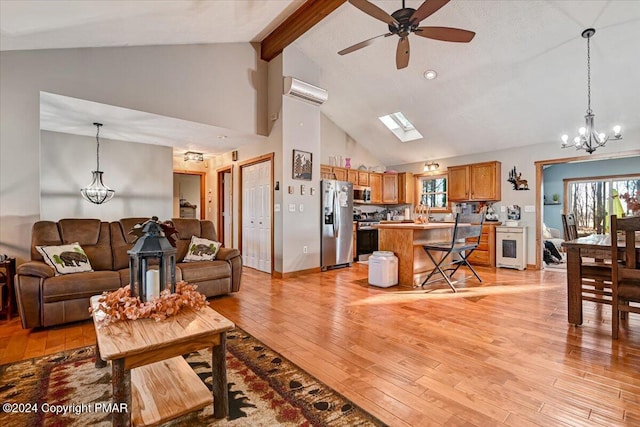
[566, 175, 639, 235]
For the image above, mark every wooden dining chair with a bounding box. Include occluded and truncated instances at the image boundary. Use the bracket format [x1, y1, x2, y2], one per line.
[561, 213, 578, 241]
[610, 215, 640, 339]
[420, 211, 485, 292]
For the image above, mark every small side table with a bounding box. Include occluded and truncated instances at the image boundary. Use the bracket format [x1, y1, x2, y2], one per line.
[0, 257, 17, 320]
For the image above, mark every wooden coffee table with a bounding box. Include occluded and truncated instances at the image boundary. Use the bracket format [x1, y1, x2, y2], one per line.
[90, 296, 235, 427]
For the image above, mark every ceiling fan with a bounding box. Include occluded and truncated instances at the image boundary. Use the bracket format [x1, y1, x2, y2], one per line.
[338, 0, 475, 69]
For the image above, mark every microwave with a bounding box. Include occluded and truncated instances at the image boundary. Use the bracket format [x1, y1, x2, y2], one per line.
[353, 185, 371, 204]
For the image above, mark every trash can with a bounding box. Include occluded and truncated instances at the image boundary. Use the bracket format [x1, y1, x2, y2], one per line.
[368, 251, 398, 287]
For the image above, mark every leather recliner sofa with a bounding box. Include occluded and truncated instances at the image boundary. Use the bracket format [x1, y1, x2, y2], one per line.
[15, 217, 242, 329]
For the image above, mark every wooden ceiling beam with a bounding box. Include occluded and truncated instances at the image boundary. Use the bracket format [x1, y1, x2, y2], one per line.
[261, 0, 346, 62]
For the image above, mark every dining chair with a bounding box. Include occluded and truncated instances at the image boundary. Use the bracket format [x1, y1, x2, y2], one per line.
[561, 213, 579, 241]
[610, 215, 640, 339]
[420, 211, 485, 292]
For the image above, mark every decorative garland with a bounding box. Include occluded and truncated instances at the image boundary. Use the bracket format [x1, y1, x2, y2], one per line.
[90, 281, 207, 324]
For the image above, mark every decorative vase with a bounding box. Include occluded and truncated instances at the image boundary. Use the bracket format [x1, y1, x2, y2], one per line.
[345, 158, 351, 169]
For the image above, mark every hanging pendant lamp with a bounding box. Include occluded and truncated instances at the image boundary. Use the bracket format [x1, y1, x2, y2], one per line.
[81, 122, 115, 204]
[560, 28, 622, 154]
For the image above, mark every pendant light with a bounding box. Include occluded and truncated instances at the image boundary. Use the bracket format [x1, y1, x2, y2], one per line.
[81, 122, 115, 204]
[561, 28, 622, 154]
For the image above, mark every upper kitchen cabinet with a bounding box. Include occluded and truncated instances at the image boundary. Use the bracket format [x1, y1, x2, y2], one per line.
[347, 169, 358, 185]
[448, 161, 501, 202]
[397, 172, 414, 204]
[382, 174, 398, 204]
[332, 166, 347, 182]
[369, 173, 383, 204]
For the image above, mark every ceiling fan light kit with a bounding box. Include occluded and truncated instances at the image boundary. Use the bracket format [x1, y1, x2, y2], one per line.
[340, 0, 475, 69]
[561, 28, 622, 154]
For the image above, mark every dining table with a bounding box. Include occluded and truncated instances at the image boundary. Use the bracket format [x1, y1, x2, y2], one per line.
[562, 234, 640, 326]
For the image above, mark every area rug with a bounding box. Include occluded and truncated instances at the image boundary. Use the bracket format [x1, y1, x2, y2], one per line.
[0, 328, 384, 427]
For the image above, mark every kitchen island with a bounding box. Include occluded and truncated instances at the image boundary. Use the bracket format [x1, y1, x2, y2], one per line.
[375, 222, 462, 287]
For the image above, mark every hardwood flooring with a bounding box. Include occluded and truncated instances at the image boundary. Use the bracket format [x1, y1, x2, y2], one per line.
[2, 264, 639, 426]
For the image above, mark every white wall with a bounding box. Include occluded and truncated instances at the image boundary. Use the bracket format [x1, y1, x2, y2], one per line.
[0, 43, 265, 261]
[320, 114, 384, 170]
[41, 131, 173, 221]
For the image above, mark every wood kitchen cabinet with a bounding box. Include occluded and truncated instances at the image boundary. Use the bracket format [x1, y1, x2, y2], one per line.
[448, 161, 501, 202]
[382, 174, 398, 204]
[369, 173, 382, 203]
[320, 164, 333, 179]
[332, 166, 347, 181]
[397, 172, 414, 204]
[358, 171, 369, 186]
[347, 169, 358, 184]
[467, 222, 500, 267]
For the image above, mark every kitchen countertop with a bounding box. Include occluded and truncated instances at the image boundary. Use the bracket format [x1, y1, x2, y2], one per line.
[374, 222, 463, 230]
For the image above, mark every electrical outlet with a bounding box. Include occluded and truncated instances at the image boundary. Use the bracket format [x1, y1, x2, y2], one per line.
[303, 246, 308, 254]
[299, 204, 304, 212]
[500, 206, 506, 213]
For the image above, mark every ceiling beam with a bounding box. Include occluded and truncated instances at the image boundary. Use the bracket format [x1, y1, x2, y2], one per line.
[261, 0, 346, 62]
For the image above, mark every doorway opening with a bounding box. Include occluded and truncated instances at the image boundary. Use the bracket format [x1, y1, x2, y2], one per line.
[216, 165, 233, 248]
[173, 171, 206, 219]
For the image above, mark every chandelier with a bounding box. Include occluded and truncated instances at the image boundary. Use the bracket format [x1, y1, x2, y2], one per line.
[81, 123, 115, 204]
[561, 28, 622, 154]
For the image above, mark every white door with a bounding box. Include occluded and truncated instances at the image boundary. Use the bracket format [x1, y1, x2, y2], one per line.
[242, 161, 271, 273]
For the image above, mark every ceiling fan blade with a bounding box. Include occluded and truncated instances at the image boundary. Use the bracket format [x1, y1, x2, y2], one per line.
[410, 0, 450, 25]
[338, 33, 393, 56]
[414, 26, 476, 42]
[396, 37, 410, 70]
[349, 0, 399, 26]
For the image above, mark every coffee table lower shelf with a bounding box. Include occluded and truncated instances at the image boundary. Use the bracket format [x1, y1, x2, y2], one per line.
[131, 356, 211, 427]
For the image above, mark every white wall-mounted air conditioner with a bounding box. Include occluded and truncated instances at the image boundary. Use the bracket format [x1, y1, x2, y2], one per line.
[283, 76, 328, 106]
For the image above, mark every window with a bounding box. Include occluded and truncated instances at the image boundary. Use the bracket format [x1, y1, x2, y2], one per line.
[565, 174, 640, 235]
[415, 173, 448, 211]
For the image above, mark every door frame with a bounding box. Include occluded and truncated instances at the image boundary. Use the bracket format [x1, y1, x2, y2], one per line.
[534, 149, 640, 270]
[216, 165, 233, 247]
[238, 153, 275, 274]
[173, 170, 206, 220]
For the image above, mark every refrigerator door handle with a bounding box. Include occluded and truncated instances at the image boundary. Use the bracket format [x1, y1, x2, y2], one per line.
[332, 190, 340, 237]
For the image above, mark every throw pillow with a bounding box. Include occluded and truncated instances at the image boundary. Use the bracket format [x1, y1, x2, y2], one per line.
[36, 242, 94, 275]
[543, 224, 553, 239]
[183, 236, 222, 262]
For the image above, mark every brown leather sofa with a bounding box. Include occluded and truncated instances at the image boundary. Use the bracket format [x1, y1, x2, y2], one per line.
[15, 218, 242, 329]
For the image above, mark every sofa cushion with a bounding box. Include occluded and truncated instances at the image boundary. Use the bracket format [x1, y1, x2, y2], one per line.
[36, 243, 94, 275]
[177, 260, 230, 282]
[183, 236, 221, 262]
[41, 270, 121, 303]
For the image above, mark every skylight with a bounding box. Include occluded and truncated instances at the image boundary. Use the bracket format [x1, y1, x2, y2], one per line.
[378, 112, 423, 142]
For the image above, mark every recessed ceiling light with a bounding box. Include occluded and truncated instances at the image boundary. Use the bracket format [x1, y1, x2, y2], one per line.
[423, 70, 438, 80]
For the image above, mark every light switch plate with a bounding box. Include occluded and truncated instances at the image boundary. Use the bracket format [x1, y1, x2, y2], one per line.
[500, 206, 506, 212]
[524, 205, 535, 213]
[274, 203, 281, 212]
[299, 204, 304, 212]
[310, 188, 316, 196]
[288, 204, 296, 212]
[288, 186, 294, 194]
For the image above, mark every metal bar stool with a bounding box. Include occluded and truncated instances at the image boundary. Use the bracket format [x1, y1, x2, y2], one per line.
[421, 212, 485, 292]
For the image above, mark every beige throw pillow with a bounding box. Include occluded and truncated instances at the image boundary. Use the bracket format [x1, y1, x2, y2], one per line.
[36, 242, 93, 275]
[183, 236, 221, 262]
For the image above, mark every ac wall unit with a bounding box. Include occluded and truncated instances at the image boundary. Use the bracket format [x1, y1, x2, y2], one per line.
[283, 76, 328, 106]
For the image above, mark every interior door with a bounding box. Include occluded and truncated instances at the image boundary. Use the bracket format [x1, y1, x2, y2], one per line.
[223, 171, 232, 248]
[242, 160, 271, 273]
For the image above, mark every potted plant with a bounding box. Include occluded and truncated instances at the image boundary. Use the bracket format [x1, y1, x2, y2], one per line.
[552, 194, 560, 203]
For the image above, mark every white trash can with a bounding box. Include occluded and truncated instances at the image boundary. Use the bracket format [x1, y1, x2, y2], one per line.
[368, 251, 398, 288]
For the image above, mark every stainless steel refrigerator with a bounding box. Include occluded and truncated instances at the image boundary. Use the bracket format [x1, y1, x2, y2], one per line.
[321, 179, 353, 270]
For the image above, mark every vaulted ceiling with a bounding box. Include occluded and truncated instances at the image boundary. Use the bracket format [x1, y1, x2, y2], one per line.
[2, 0, 639, 164]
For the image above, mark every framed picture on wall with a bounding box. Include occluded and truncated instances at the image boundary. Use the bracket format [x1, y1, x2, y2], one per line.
[292, 149, 312, 181]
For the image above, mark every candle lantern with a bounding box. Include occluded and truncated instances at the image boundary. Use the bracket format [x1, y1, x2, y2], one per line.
[127, 219, 176, 302]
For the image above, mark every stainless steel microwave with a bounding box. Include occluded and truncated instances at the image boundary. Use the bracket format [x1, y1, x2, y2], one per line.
[353, 185, 371, 204]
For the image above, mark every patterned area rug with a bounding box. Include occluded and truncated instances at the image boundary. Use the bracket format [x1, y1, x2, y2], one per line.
[0, 328, 384, 427]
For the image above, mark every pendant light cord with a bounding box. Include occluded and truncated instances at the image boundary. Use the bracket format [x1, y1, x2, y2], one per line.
[94, 122, 102, 172]
[586, 34, 591, 115]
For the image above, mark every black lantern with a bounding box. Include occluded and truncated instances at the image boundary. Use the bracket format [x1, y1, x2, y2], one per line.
[127, 218, 176, 302]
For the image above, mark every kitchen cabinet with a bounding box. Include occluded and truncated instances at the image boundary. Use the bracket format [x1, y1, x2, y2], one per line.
[320, 165, 333, 179]
[397, 172, 414, 204]
[369, 173, 382, 203]
[448, 161, 501, 202]
[382, 174, 398, 204]
[467, 222, 500, 267]
[332, 166, 347, 181]
[358, 171, 369, 186]
[347, 169, 358, 185]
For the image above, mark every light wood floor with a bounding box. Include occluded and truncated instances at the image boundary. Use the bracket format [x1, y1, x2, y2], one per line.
[2, 264, 639, 426]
